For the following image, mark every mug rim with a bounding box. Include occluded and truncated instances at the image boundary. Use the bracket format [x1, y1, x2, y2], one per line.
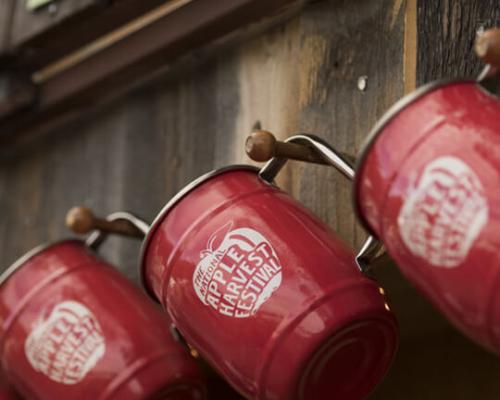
[138, 164, 260, 300]
[0, 239, 85, 288]
[352, 78, 478, 236]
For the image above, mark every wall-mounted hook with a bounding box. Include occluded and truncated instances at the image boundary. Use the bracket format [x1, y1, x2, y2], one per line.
[475, 28, 500, 68]
[66, 206, 146, 238]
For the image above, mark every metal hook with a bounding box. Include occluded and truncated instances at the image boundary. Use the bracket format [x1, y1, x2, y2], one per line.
[84, 211, 149, 251]
[255, 133, 382, 274]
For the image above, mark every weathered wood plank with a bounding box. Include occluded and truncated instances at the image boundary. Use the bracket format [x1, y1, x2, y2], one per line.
[9, 0, 95, 50]
[0, 0, 13, 52]
[295, 0, 406, 247]
[220, 15, 301, 189]
[417, 0, 500, 83]
[404, 0, 417, 93]
[115, 61, 223, 281]
[0, 101, 130, 275]
[0, 0, 303, 154]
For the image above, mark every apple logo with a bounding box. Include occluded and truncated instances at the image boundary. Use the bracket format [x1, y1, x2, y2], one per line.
[398, 156, 488, 268]
[193, 222, 282, 318]
[25, 301, 106, 384]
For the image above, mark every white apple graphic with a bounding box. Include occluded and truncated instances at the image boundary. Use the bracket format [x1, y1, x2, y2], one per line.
[398, 156, 488, 268]
[193, 222, 282, 318]
[25, 300, 106, 384]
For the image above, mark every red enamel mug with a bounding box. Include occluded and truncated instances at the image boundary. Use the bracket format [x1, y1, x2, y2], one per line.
[0, 373, 21, 400]
[353, 66, 500, 354]
[0, 212, 206, 400]
[135, 135, 398, 400]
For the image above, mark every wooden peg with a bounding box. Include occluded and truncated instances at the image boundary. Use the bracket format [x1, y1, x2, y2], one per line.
[245, 130, 329, 165]
[245, 130, 356, 166]
[475, 28, 500, 67]
[66, 206, 144, 238]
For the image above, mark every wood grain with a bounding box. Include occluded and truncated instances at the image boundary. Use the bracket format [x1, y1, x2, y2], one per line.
[294, 0, 406, 248]
[417, 0, 500, 83]
[404, 0, 417, 93]
[0, 101, 131, 276]
[0, 0, 303, 153]
[226, 16, 301, 190]
[9, 0, 95, 49]
[0, 0, 14, 52]
[0, 1, 500, 399]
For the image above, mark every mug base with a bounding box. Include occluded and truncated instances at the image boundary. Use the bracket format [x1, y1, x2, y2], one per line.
[258, 282, 398, 400]
[297, 318, 397, 400]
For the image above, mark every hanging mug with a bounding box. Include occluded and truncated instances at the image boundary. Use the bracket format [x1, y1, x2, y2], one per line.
[91, 134, 398, 400]
[0, 212, 206, 400]
[353, 30, 500, 354]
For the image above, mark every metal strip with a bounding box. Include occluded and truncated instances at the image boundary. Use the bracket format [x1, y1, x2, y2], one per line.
[258, 134, 382, 273]
[85, 211, 149, 250]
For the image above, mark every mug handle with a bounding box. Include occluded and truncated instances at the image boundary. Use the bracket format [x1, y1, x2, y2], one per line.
[65, 207, 197, 352]
[65, 207, 149, 251]
[477, 65, 500, 98]
[246, 131, 382, 273]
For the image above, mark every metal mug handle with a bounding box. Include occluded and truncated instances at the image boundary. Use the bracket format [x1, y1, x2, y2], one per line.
[246, 131, 382, 273]
[65, 207, 149, 251]
[65, 206, 197, 352]
[477, 65, 500, 97]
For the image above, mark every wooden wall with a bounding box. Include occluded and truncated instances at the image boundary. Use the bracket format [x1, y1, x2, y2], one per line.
[1, 0, 500, 398]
